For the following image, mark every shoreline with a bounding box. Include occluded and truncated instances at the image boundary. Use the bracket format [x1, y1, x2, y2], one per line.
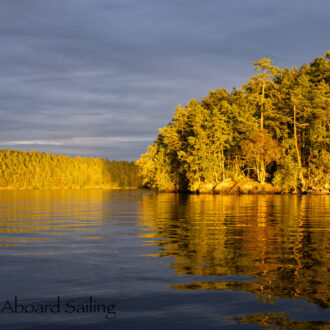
[0, 187, 139, 190]
[152, 178, 330, 195]
[0, 185, 328, 195]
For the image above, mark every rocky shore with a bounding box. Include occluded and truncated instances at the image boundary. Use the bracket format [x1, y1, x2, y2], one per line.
[164, 178, 330, 194]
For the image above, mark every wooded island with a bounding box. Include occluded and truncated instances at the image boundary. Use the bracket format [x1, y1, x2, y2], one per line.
[0, 149, 140, 189]
[136, 52, 330, 194]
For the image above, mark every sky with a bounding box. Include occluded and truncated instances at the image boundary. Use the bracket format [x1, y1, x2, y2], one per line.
[0, 0, 329, 160]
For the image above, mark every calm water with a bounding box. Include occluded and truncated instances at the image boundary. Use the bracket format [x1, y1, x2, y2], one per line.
[0, 190, 329, 329]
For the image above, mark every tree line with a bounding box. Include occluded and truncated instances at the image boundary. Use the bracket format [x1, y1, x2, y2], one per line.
[136, 51, 330, 193]
[0, 149, 141, 189]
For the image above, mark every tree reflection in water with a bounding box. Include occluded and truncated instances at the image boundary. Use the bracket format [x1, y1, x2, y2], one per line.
[139, 193, 329, 327]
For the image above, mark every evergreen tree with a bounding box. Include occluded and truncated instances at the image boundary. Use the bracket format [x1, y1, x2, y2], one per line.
[136, 52, 330, 193]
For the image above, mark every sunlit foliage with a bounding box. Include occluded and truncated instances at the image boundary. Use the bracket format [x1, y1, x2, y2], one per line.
[0, 149, 140, 189]
[136, 52, 330, 192]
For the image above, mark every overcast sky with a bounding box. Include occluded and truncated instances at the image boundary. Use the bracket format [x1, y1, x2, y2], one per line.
[0, 0, 329, 160]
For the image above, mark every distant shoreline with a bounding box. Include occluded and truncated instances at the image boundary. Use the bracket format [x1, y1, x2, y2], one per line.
[0, 187, 139, 190]
[0, 149, 141, 190]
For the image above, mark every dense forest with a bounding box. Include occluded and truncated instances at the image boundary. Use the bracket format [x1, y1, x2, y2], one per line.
[136, 52, 330, 193]
[0, 149, 141, 189]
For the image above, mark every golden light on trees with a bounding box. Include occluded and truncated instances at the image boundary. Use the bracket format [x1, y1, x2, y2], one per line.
[136, 51, 330, 193]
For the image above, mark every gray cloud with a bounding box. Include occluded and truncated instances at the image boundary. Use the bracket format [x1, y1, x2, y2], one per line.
[0, 0, 329, 160]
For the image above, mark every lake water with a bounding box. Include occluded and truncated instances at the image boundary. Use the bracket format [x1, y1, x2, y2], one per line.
[0, 190, 329, 329]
